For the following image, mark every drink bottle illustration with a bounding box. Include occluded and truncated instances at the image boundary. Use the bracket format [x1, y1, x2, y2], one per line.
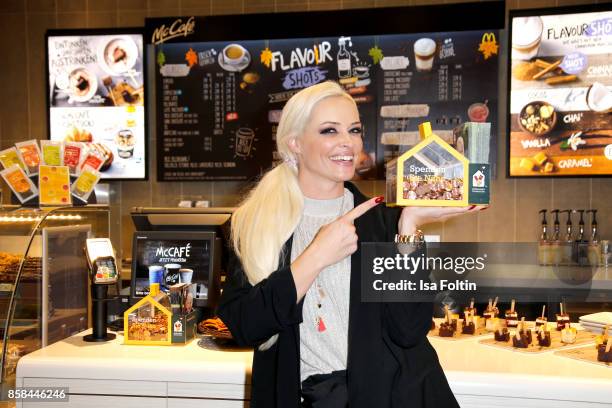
[337, 37, 353, 79]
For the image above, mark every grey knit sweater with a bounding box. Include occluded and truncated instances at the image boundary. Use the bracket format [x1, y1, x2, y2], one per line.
[291, 188, 354, 383]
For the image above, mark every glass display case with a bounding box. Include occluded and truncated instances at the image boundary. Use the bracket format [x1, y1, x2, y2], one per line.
[0, 205, 110, 397]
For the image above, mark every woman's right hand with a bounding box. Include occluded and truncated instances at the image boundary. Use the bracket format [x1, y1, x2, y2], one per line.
[291, 196, 382, 301]
[309, 196, 383, 269]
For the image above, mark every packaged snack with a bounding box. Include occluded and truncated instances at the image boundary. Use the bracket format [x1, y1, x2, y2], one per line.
[40, 140, 63, 166]
[0, 147, 26, 170]
[78, 147, 105, 174]
[39, 165, 71, 206]
[71, 165, 101, 202]
[63, 142, 84, 176]
[0, 165, 38, 203]
[15, 140, 42, 176]
[386, 122, 490, 207]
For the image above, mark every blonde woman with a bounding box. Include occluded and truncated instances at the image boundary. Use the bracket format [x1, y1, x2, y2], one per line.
[218, 81, 482, 407]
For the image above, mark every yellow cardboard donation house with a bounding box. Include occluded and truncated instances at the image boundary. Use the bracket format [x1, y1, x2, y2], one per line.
[124, 283, 172, 345]
[386, 122, 490, 207]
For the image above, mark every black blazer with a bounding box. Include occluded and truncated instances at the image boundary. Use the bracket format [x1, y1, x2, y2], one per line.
[218, 182, 459, 408]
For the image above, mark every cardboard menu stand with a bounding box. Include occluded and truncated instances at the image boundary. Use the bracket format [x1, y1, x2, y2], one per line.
[6, 176, 98, 207]
[39, 165, 72, 206]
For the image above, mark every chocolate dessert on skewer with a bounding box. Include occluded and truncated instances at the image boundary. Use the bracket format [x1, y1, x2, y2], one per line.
[462, 311, 476, 335]
[536, 325, 551, 347]
[597, 338, 612, 363]
[535, 305, 547, 327]
[595, 325, 609, 350]
[483, 297, 499, 320]
[485, 297, 501, 331]
[556, 302, 570, 331]
[464, 298, 477, 316]
[505, 299, 519, 328]
[439, 305, 455, 337]
[518, 317, 532, 345]
[494, 320, 510, 342]
[512, 329, 529, 348]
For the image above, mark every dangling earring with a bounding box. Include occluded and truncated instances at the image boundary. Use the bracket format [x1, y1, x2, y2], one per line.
[284, 156, 298, 170]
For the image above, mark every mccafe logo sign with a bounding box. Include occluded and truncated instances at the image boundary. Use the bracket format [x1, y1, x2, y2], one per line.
[152, 17, 195, 45]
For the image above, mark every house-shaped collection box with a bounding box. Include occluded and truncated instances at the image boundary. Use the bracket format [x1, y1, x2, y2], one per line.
[124, 284, 172, 346]
[386, 122, 490, 207]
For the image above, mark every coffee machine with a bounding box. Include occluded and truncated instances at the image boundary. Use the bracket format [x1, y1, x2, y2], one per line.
[129, 207, 233, 312]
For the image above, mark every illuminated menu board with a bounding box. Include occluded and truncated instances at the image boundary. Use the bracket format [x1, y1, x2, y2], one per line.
[147, 3, 504, 181]
[46, 29, 147, 180]
[508, 4, 612, 177]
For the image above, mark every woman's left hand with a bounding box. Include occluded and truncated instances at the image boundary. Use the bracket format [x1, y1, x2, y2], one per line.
[398, 205, 487, 235]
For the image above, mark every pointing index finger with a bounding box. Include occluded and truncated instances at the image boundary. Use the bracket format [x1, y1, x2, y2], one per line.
[343, 196, 382, 222]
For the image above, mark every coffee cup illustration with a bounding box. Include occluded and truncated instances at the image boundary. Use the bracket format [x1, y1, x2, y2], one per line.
[223, 44, 247, 66]
[413, 38, 436, 72]
[512, 16, 543, 61]
[235, 128, 255, 157]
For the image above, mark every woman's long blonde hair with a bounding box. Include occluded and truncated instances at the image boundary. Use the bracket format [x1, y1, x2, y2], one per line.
[230, 81, 355, 349]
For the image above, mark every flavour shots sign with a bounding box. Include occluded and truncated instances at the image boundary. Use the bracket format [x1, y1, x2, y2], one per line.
[508, 4, 612, 177]
[146, 5, 503, 181]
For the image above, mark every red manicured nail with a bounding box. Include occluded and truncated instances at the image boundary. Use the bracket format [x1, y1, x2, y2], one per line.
[468, 205, 476, 210]
[480, 206, 489, 211]
[375, 196, 384, 203]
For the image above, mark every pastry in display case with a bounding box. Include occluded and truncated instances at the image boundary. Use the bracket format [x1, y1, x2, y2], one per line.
[0, 205, 110, 399]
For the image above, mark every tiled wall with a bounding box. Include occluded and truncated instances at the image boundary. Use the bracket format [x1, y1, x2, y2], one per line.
[0, 0, 609, 261]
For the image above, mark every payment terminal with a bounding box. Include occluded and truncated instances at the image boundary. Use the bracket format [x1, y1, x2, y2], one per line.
[84, 238, 118, 342]
[85, 238, 118, 285]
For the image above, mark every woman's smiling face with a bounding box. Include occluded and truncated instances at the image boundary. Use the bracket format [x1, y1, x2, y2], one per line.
[291, 96, 363, 190]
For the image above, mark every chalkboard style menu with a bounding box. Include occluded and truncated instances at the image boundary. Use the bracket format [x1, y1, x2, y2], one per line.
[508, 4, 612, 177]
[146, 3, 504, 181]
[46, 29, 147, 180]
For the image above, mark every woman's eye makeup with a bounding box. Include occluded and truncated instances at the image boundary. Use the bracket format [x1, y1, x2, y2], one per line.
[319, 127, 337, 135]
[318, 126, 363, 135]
